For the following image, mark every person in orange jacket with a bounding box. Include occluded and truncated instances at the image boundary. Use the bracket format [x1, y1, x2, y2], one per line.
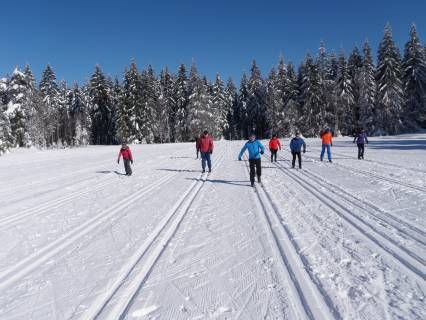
[320, 128, 332, 162]
[268, 134, 281, 162]
[117, 143, 134, 176]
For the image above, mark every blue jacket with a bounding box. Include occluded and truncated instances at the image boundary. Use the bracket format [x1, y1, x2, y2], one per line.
[238, 140, 265, 160]
[290, 137, 306, 153]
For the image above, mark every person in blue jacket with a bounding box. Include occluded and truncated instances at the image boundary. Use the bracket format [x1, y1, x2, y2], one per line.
[238, 133, 265, 187]
[289, 131, 306, 169]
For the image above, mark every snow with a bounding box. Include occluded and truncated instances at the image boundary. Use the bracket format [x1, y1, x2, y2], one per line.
[0, 135, 425, 319]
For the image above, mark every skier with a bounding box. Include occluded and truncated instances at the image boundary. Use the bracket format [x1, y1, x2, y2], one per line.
[320, 128, 333, 162]
[195, 135, 201, 159]
[268, 134, 281, 162]
[117, 143, 134, 176]
[353, 129, 369, 159]
[238, 133, 265, 187]
[290, 131, 306, 169]
[199, 130, 213, 173]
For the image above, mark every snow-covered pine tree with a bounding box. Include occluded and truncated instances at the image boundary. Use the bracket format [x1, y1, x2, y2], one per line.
[174, 64, 189, 142]
[266, 67, 283, 137]
[335, 50, 355, 135]
[316, 42, 333, 133]
[298, 53, 324, 136]
[159, 67, 175, 143]
[89, 65, 114, 144]
[140, 65, 159, 143]
[56, 80, 71, 146]
[283, 62, 300, 135]
[237, 73, 250, 138]
[39, 64, 60, 146]
[359, 41, 376, 133]
[212, 74, 227, 138]
[376, 23, 405, 135]
[348, 46, 363, 129]
[6, 68, 32, 147]
[247, 60, 268, 138]
[187, 62, 214, 139]
[323, 52, 338, 129]
[69, 83, 90, 146]
[402, 24, 426, 128]
[117, 63, 141, 143]
[0, 78, 14, 153]
[224, 78, 238, 140]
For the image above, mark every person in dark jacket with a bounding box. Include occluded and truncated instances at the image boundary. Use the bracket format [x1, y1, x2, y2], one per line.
[290, 132, 306, 169]
[199, 130, 214, 173]
[195, 136, 201, 159]
[238, 133, 265, 187]
[353, 129, 369, 159]
[117, 143, 134, 176]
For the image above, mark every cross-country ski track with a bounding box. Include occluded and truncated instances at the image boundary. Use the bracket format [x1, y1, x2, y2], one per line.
[0, 135, 425, 319]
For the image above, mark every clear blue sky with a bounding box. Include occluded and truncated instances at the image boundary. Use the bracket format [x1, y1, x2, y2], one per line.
[1, 0, 425, 84]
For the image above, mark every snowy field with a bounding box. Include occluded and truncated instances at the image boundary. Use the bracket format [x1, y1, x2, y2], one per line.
[0, 134, 425, 320]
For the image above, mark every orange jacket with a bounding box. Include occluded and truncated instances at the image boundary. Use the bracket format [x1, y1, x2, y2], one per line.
[269, 137, 281, 150]
[320, 131, 332, 145]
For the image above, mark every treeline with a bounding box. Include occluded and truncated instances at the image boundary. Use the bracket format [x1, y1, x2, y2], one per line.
[0, 23, 425, 154]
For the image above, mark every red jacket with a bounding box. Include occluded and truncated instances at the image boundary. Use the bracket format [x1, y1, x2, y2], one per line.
[118, 147, 133, 161]
[320, 131, 332, 145]
[199, 135, 213, 153]
[269, 137, 281, 150]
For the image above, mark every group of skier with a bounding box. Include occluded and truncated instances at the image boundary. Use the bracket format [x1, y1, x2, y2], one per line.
[117, 128, 369, 186]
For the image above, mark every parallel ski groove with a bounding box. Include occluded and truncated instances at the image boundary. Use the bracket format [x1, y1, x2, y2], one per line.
[242, 158, 338, 320]
[265, 152, 426, 283]
[91, 147, 228, 320]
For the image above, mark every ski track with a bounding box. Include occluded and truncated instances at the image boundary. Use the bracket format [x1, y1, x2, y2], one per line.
[241, 157, 338, 320]
[275, 152, 426, 247]
[83, 147, 228, 320]
[303, 149, 426, 193]
[264, 150, 426, 284]
[1, 137, 425, 319]
[0, 147, 205, 293]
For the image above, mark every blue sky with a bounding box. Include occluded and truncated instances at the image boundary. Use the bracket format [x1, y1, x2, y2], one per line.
[1, 0, 425, 84]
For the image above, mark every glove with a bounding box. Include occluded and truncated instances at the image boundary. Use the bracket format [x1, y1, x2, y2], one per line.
[331, 143, 333, 147]
[353, 141, 355, 143]
[303, 150, 306, 154]
[210, 150, 213, 154]
[131, 160, 134, 164]
[260, 150, 264, 155]
[238, 157, 242, 161]
[117, 159, 120, 164]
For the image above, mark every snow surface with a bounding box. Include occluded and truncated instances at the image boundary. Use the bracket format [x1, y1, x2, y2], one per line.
[0, 134, 425, 319]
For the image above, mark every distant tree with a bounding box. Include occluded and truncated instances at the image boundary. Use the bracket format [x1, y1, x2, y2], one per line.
[359, 41, 376, 133]
[402, 24, 426, 128]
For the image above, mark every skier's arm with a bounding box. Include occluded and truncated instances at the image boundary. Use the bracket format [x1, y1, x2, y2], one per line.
[303, 140, 306, 153]
[238, 144, 248, 160]
[353, 136, 357, 143]
[117, 150, 122, 163]
[258, 141, 265, 154]
[365, 134, 369, 144]
[278, 139, 282, 150]
[209, 139, 214, 153]
[129, 149, 133, 162]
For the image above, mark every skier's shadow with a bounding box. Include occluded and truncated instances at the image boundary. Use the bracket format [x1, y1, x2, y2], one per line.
[157, 168, 200, 173]
[95, 170, 127, 176]
[186, 177, 250, 187]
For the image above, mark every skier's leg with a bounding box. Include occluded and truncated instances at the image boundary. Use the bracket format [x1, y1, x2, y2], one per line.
[207, 153, 212, 172]
[256, 159, 262, 182]
[327, 144, 332, 161]
[361, 144, 365, 159]
[270, 149, 273, 162]
[249, 159, 255, 185]
[357, 144, 361, 159]
[320, 144, 325, 161]
[274, 150, 277, 162]
[297, 152, 302, 168]
[201, 152, 206, 172]
[124, 159, 130, 175]
[292, 152, 296, 168]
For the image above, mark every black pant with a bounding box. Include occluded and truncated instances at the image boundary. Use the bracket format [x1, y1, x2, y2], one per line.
[357, 143, 365, 159]
[124, 159, 132, 175]
[249, 159, 261, 183]
[270, 149, 278, 162]
[292, 152, 302, 168]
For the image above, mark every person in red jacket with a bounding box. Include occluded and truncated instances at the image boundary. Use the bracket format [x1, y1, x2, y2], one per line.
[117, 143, 134, 176]
[199, 130, 214, 173]
[268, 134, 282, 162]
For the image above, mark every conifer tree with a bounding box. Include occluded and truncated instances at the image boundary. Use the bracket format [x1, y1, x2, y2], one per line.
[359, 41, 376, 133]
